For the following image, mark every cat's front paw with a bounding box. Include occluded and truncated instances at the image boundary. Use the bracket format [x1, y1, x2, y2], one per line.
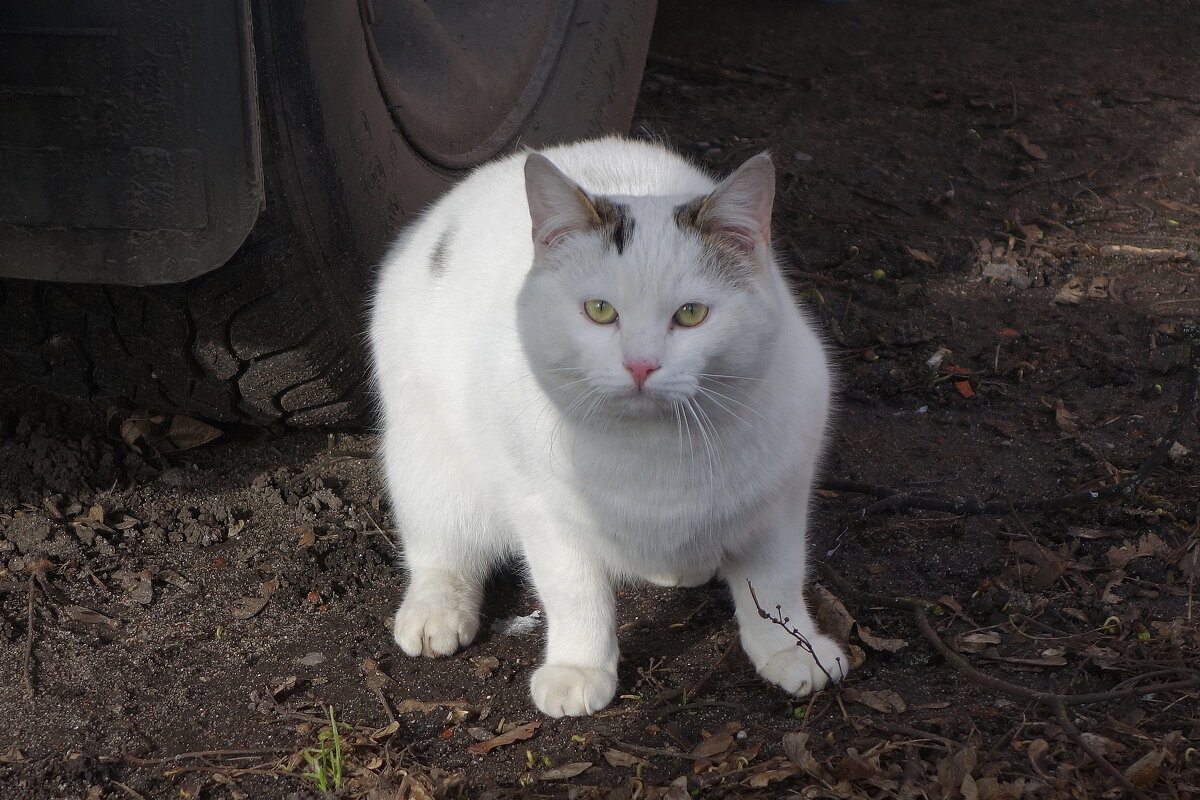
[392, 597, 479, 658]
[530, 663, 618, 717]
[755, 634, 848, 696]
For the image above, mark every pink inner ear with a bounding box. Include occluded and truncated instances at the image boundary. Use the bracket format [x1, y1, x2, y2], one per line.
[539, 227, 574, 249]
[710, 223, 763, 253]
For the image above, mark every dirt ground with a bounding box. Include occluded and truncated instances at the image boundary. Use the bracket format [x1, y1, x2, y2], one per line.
[3, 0, 1200, 797]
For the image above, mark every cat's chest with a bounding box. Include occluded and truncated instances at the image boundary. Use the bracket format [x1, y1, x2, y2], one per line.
[559, 424, 783, 527]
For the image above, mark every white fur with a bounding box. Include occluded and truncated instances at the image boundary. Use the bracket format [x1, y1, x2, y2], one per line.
[369, 137, 847, 717]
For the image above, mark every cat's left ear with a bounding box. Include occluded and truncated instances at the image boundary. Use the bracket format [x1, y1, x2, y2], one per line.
[524, 153, 603, 251]
[695, 152, 775, 254]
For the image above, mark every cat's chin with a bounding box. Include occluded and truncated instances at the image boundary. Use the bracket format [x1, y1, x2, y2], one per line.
[599, 391, 683, 420]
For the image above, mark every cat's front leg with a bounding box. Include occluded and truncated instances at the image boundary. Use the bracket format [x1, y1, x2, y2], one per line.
[521, 517, 619, 717]
[723, 507, 848, 697]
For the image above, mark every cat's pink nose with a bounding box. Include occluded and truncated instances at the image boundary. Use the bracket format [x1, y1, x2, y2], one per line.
[625, 359, 660, 390]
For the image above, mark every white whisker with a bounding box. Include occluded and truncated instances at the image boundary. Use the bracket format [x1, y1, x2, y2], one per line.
[696, 387, 751, 429]
[696, 383, 770, 426]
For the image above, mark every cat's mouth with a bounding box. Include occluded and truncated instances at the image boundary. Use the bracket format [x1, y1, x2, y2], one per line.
[602, 386, 689, 418]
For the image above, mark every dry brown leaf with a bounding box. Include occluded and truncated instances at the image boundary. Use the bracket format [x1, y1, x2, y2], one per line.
[1106, 532, 1169, 568]
[842, 687, 906, 713]
[954, 632, 1002, 653]
[746, 764, 802, 787]
[467, 721, 540, 754]
[812, 583, 855, 648]
[0, 747, 27, 764]
[1053, 399, 1080, 434]
[230, 577, 279, 620]
[399, 774, 437, 800]
[664, 776, 691, 800]
[856, 624, 908, 653]
[117, 411, 223, 454]
[906, 246, 937, 265]
[361, 658, 397, 694]
[848, 643, 867, 670]
[1078, 733, 1124, 757]
[1087, 274, 1110, 300]
[835, 748, 882, 781]
[691, 732, 735, 759]
[270, 675, 297, 699]
[1006, 130, 1048, 160]
[470, 655, 500, 679]
[164, 415, 224, 451]
[369, 721, 400, 740]
[1124, 749, 1164, 789]
[603, 749, 644, 768]
[296, 525, 317, 549]
[1009, 540, 1070, 588]
[536, 761, 592, 780]
[61, 604, 120, 629]
[84, 504, 111, 530]
[1053, 276, 1086, 306]
[781, 731, 823, 776]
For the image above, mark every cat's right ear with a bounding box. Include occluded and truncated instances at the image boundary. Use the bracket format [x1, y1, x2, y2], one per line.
[524, 153, 602, 251]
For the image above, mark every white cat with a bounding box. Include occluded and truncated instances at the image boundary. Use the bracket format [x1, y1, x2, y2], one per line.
[369, 136, 847, 717]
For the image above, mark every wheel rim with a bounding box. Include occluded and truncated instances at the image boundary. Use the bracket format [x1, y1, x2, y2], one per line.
[361, 0, 577, 170]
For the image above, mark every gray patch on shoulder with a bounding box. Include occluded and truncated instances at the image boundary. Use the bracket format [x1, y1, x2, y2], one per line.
[592, 198, 635, 255]
[673, 197, 756, 288]
[429, 229, 452, 277]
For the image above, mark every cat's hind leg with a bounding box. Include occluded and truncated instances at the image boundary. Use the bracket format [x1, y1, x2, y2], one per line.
[381, 413, 503, 658]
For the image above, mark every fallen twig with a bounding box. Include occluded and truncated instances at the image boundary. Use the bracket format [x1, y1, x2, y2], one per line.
[609, 739, 693, 760]
[818, 563, 1200, 797]
[1052, 698, 1150, 800]
[647, 53, 791, 88]
[123, 748, 292, 765]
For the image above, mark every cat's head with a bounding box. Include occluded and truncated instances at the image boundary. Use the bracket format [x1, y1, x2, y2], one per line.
[518, 151, 784, 421]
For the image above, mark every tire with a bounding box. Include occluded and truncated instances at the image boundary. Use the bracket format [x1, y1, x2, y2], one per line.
[0, 1, 656, 426]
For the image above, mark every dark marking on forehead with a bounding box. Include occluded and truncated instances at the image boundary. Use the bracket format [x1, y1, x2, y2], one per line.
[592, 197, 635, 255]
[674, 196, 756, 289]
[673, 197, 705, 231]
[429, 228, 452, 277]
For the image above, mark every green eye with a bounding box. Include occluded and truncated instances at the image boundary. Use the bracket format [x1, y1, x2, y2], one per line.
[672, 302, 709, 328]
[584, 299, 618, 324]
